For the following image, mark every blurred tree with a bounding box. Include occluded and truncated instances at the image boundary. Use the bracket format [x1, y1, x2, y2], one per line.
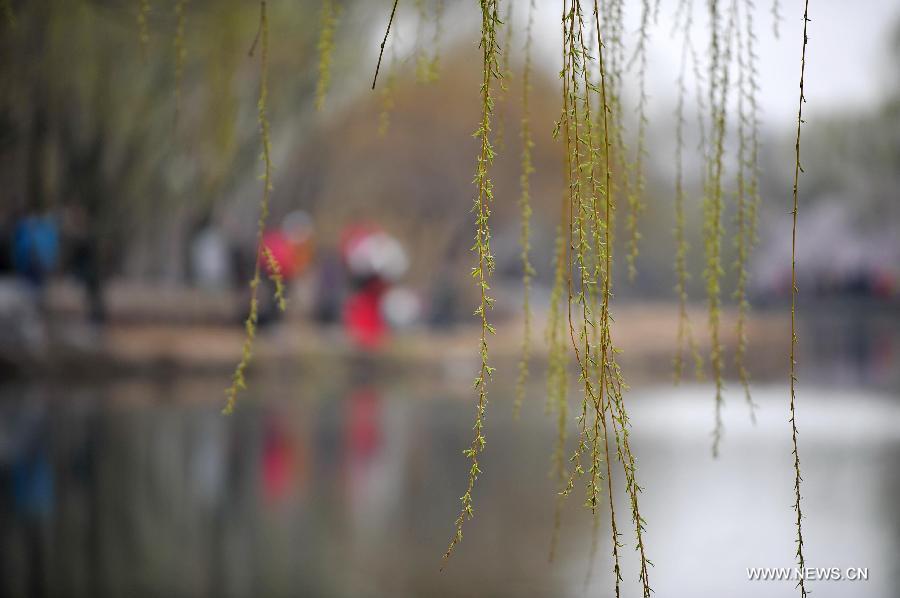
[0, 0, 365, 282]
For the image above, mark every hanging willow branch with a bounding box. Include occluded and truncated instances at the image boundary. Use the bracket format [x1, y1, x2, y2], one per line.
[412, 0, 429, 82]
[223, 0, 273, 415]
[546, 225, 569, 564]
[549, 3, 653, 595]
[625, 0, 652, 282]
[372, 0, 400, 89]
[315, 0, 339, 110]
[590, 2, 630, 592]
[429, 0, 445, 79]
[412, 0, 443, 83]
[789, 1, 811, 595]
[733, 0, 758, 419]
[704, 0, 734, 458]
[512, 0, 536, 420]
[673, 0, 704, 384]
[377, 42, 399, 136]
[442, 0, 501, 565]
[495, 0, 515, 151]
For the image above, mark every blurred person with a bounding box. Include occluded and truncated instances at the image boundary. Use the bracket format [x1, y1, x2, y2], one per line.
[381, 286, 422, 330]
[339, 224, 409, 349]
[11, 209, 59, 300]
[2, 210, 59, 355]
[428, 262, 463, 329]
[62, 202, 106, 324]
[254, 211, 315, 326]
[189, 218, 234, 292]
[312, 247, 344, 325]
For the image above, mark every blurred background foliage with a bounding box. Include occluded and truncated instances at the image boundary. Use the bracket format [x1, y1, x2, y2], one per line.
[0, 1, 898, 300]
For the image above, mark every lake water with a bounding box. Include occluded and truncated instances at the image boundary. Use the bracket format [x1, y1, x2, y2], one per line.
[1, 373, 898, 598]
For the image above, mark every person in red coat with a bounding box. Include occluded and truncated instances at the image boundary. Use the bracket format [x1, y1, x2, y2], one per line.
[339, 224, 408, 350]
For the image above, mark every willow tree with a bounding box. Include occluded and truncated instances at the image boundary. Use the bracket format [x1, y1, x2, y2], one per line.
[0, 0, 814, 595]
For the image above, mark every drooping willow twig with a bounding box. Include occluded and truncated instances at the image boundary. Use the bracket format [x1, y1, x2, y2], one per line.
[429, 0, 445, 80]
[223, 0, 273, 415]
[442, 0, 501, 565]
[594, 12, 652, 595]
[413, 0, 428, 81]
[550, 3, 652, 596]
[732, 0, 758, 420]
[704, 0, 735, 458]
[558, 0, 599, 517]
[789, 0, 811, 595]
[263, 246, 287, 312]
[512, 0, 536, 420]
[546, 225, 569, 564]
[315, 0, 339, 110]
[575, 3, 614, 586]
[377, 41, 399, 136]
[744, 0, 762, 275]
[493, 0, 514, 150]
[601, 0, 629, 274]
[412, 0, 443, 83]
[372, 0, 400, 89]
[555, 0, 587, 515]
[672, 0, 704, 384]
[589, 3, 629, 590]
[624, 0, 653, 282]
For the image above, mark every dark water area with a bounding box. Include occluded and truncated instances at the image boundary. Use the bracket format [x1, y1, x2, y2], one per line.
[1, 376, 899, 598]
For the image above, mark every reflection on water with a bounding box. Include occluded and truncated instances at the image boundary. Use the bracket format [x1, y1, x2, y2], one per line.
[0, 376, 898, 597]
